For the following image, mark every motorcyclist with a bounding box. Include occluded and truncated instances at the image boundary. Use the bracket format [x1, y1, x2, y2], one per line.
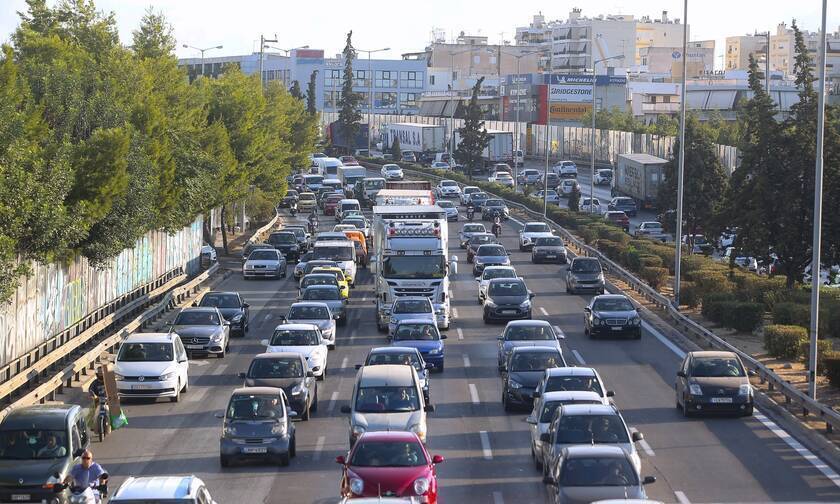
[64, 450, 108, 502]
[492, 216, 502, 238]
[89, 368, 110, 436]
[289, 199, 298, 216]
[307, 212, 319, 233]
[466, 201, 475, 220]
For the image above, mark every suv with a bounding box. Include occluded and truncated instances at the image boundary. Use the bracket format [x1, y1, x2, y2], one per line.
[114, 332, 190, 402]
[0, 405, 89, 503]
[553, 160, 578, 178]
[170, 307, 231, 358]
[111, 475, 217, 503]
[219, 387, 298, 467]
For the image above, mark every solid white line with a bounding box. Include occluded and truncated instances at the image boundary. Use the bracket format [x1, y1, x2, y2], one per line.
[264, 313, 272, 322]
[462, 354, 471, 368]
[572, 350, 586, 365]
[508, 216, 524, 226]
[340, 356, 349, 369]
[452, 308, 460, 318]
[553, 325, 565, 339]
[468, 383, 480, 405]
[350, 329, 357, 341]
[212, 364, 228, 376]
[754, 413, 840, 488]
[492, 491, 504, 504]
[327, 391, 339, 412]
[539, 307, 549, 316]
[457, 328, 464, 340]
[479, 430, 493, 460]
[313, 436, 326, 461]
[641, 320, 686, 359]
[674, 491, 691, 504]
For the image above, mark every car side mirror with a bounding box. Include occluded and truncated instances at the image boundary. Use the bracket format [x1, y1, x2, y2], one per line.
[526, 416, 538, 425]
[583, 307, 591, 313]
[432, 455, 445, 464]
[243, 303, 250, 309]
[606, 390, 615, 397]
[73, 448, 85, 458]
[540, 433, 550, 443]
[306, 370, 314, 378]
[340, 405, 352, 414]
[333, 314, 339, 320]
[643, 476, 657, 485]
[632, 431, 644, 442]
[335, 455, 346, 465]
[440, 334, 448, 339]
[475, 277, 481, 282]
[191, 301, 198, 307]
[289, 410, 299, 420]
[532, 390, 541, 398]
[425, 404, 435, 413]
[278, 316, 287, 323]
[748, 369, 757, 377]
[355, 364, 363, 370]
[238, 372, 246, 379]
[260, 339, 269, 346]
[676, 370, 687, 378]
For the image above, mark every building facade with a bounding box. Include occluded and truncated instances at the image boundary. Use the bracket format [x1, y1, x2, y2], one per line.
[639, 40, 715, 79]
[725, 34, 767, 71]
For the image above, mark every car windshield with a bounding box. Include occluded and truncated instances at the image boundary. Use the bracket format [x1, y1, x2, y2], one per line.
[365, 179, 385, 189]
[0, 430, 69, 460]
[545, 376, 604, 395]
[288, 306, 329, 320]
[485, 199, 504, 207]
[368, 352, 423, 372]
[555, 414, 630, 444]
[382, 255, 446, 279]
[345, 219, 366, 228]
[385, 165, 401, 172]
[305, 176, 324, 184]
[463, 224, 484, 233]
[118, 342, 174, 362]
[442, 181, 456, 186]
[249, 358, 303, 378]
[393, 300, 431, 314]
[302, 276, 337, 288]
[505, 324, 554, 341]
[270, 328, 320, 346]
[535, 237, 563, 247]
[299, 193, 315, 201]
[469, 235, 494, 246]
[350, 441, 428, 467]
[511, 352, 562, 372]
[312, 269, 345, 281]
[616, 198, 633, 205]
[269, 233, 296, 244]
[174, 311, 219, 325]
[249, 250, 278, 261]
[540, 399, 603, 422]
[199, 294, 239, 308]
[227, 395, 284, 420]
[571, 260, 601, 273]
[437, 201, 454, 208]
[303, 288, 340, 301]
[524, 224, 549, 233]
[285, 228, 305, 238]
[483, 268, 516, 280]
[355, 386, 420, 413]
[489, 281, 526, 296]
[394, 323, 439, 341]
[644, 222, 663, 229]
[690, 357, 746, 377]
[313, 246, 353, 261]
[471, 193, 488, 201]
[592, 298, 634, 312]
[560, 457, 638, 487]
[478, 245, 506, 256]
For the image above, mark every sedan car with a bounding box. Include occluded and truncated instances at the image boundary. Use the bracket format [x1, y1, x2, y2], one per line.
[545, 446, 655, 503]
[533, 367, 613, 405]
[543, 172, 561, 189]
[477, 265, 518, 304]
[634, 221, 665, 238]
[496, 320, 564, 371]
[518, 222, 554, 251]
[240, 352, 317, 421]
[502, 346, 566, 411]
[483, 278, 534, 323]
[604, 211, 630, 232]
[566, 257, 605, 294]
[388, 297, 436, 336]
[436, 200, 459, 222]
[472, 244, 511, 276]
[584, 295, 641, 340]
[281, 302, 338, 349]
[299, 284, 347, 326]
[195, 291, 249, 337]
[360, 347, 431, 403]
[557, 178, 580, 196]
[533, 190, 561, 206]
[243, 248, 287, 279]
[676, 351, 754, 417]
[531, 236, 567, 264]
[242, 242, 275, 263]
[336, 431, 444, 502]
[517, 169, 542, 186]
[261, 323, 329, 379]
[527, 391, 606, 470]
[267, 231, 301, 262]
[218, 387, 297, 467]
[465, 233, 498, 263]
[458, 223, 487, 248]
[431, 161, 451, 170]
[490, 172, 515, 187]
[608, 196, 637, 217]
[283, 226, 310, 251]
[594, 169, 614, 185]
[437, 179, 461, 197]
[468, 192, 490, 209]
[481, 199, 510, 221]
[390, 319, 447, 372]
[170, 307, 230, 358]
[381, 164, 404, 180]
[460, 186, 481, 205]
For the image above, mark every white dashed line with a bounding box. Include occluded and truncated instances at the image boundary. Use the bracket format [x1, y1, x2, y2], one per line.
[327, 391, 339, 412]
[212, 364, 228, 376]
[508, 216, 525, 226]
[468, 383, 480, 404]
[190, 360, 209, 367]
[462, 354, 471, 368]
[340, 356, 348, 369]
[492, 491, 504, 504]
[571, 350, 586, 365]
[452, 308, 460, 318]
[264, 313, 272, 322]
[539, 307, 549, 316]
[350, 329, 357, 341]
[553, 326, 565, 339]
[674, 491, 691, 504]
[457, 328, 464, 340]
[313, 436, 325, 461]
[479, 430, 493, 460]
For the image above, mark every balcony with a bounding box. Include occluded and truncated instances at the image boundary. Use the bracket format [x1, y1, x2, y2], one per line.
[641, 102, 680, 113]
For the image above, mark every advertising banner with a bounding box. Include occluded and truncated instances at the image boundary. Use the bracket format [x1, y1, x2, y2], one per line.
[549, 84, 593, 102]
[550, 103, 592, 120]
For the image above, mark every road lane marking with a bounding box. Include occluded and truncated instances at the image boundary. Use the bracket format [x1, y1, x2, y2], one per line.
[641, 320, 686, 359]
[539, 307, 549, 316]
[350, 329, 357, 341]
[572, 350, 586, 365]
[186, 386, 210, 403]
[264, 314, 272, 322]
[313, 436, 325, 461]
[212, 364, 228, 376]
[340, 356, 348, 369]
[462, 354, 471, 368]
[479, 430, 493, 460]
[492, 491, 504, 504]
[457, 328, 464, 340]
[509, 216, 524, 226]
[452, 308, 460, 318]
[190, 360, 209, 367]
[327, 391, 339, 412]
[754, 413, 840, 488]
[468, 383, 480, 404]
[674, 491, 691, 504]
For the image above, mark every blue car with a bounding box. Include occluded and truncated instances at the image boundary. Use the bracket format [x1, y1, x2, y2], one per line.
[389, 319, 447, 372]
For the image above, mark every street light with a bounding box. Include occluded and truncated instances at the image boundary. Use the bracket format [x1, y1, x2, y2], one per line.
[499, 49, 543, 180]
[589, 36, 625, 214]
[258, 34, 278, 89]
[182, 44, 223, 78]
[357, 47, 390, 155]
[263, 45, 309, 89]
[543, 46, 554, 217]
[674, 0, 689, 308]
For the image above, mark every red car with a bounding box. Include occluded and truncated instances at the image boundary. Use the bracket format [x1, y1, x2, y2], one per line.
[604, 210, 630, 232]
[324, 195, 344, 216]
[336, 431, 444, 502]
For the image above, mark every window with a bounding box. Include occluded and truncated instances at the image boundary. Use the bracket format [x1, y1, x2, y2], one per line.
[400, 92, 419, 108]
[354, 69, 369, 87]
[375, 91, 397, 109]
[375, 70, 397, 88]
[324, 90, 341, 108]
[400, 71, 423, 89]
[325, 69, 342, 88]
[429, 75, 436, 85]
[76, 415, 88, 447]
[473, 55, 481, 64]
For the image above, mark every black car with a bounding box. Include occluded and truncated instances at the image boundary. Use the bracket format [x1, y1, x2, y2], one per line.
[502, 347, 566, 411]
[608, 197, 638, 217]
[267, 232, 301, 262]
[196, 291, 250, 337]
[279, 189, 299, 208]
[483, 278, 535, 323]
[676, 351, 754, 417]
[481, 199, 510, 221]
[466, 233, 498, 263]
[584, 294, 641, 339]
[240, 353, 317, 420]
[282, 226, 309, 252]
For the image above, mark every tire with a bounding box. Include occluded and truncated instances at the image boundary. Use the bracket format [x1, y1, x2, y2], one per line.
[290, 435, 297, 457]
[98, 415, 106, 443]
[171, 382, 181, 402]
[220, 455, 231, 468]
[503, 392, 513, 412]
[519, 244, 525, 252]
[317, 370, 325, 382]
[311, 387, 319, 412]
[302, 400, 310, 420]
[244, 321, 250, 334]
[217, 348, 225, 359]
[742, 405, 754, 417]
[182, 376, 189, 393]
[534, 446, 543, 471]
[483, 312, 490, 324]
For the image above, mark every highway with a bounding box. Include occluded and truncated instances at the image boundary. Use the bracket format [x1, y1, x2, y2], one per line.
[87, 187, 840, 503]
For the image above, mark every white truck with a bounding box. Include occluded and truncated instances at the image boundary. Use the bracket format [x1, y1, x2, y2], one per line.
[337, 166, 367, 196]
[370, 205, 458, 332]
[374, 189, 435, 207]
[454, 129, 514, 168]
[383, 123, 446, 157]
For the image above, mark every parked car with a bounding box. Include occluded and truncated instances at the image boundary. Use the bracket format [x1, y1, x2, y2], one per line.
[390, 319, 447, 372]
[608, 197, 637, 217]
[634, 221, 666, 238]
[544, 446, 655, 502]
[594, 169, 614, 185]
[477, 265, 518, 304]
[518, 222, 554, 251]
[240, 352, 317, 421]
[388, 297, 437, 336]
[280, 302, 338, 350]
[533, 189, 561, 206]
[604, 211, 630, 232]
[501, 346, 566, 411]
[195, 291, 249, 337]
[381, 164, 404, 180]
[218, 387, 297, 467]
[299, 284, 347, 326]
[490, 172, 515, 188]
[531, 236, 567, 264]
[496, 320, 564, 372]
[431, 161, 451, 170]
[111, 475, 218, 503]
[481, 199, 510, 221]
[114, 332, 190, 401]
[676, 351, 754, 417]
[684, 234, 714, 256]
[483, 277, 534, 323]
[472, 243, 511, 276]
[458, 223, 487, 248]
[721, 247, 758, 272]
[170, 307, 230, 358]
[584, 295, 641, 340]
[401, 151, 417, 163]
[526, 391, 606, 470]
[566, 257, 605, 295]
[262, 323, 328, 379]
[554, 160, 578, 178]
[361, 347, 431, 403]
[243, 248, 287, 279]
[543, 172, 561, 189]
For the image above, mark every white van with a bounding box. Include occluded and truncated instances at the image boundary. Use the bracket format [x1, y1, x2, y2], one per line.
[312, 240, 357, 286]
[314, 157, 343, 178]
[337, 198, 361, 222]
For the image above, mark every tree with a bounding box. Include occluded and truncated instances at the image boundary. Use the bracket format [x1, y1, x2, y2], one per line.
[289, 80, 303, 99]
[454, 78, 490, 179]
[568, 184, 581, 212]
[132, 6, 175, 59]
[336, 31, 362, 153]
[390, 134, 401, 160]
[306, 70, 318, 115]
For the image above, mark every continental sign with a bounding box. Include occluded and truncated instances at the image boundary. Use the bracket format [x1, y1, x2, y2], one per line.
[550, 102, 592, 120]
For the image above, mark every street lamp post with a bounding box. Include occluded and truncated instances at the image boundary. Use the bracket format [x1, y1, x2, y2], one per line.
[182, 44, 223, 78]
[498, 49, 542, 180]
[263, 45, 310, 88]
[448, 49, 474, 161]
[543, 47, 554, 217]
[589, 36, 624, 214]
[258, 34, 278, 89]
[358, 48, 391, 156]
[673, 0, 689, 307]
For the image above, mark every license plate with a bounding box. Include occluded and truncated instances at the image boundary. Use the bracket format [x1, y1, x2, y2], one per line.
[11, 495, 29, 501]
[133, 384, 152, 390]
[611, 326, 622, 331]
[185, 344, 204, 349]
[242, 446, 268, 454]
[546, 255, 557, 259]
[502, 310, 517, 315]
[711, 397, 733, 403]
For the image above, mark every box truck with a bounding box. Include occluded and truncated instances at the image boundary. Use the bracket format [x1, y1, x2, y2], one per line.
[383, 123, 446, 155]
[614, 153, 668, 210]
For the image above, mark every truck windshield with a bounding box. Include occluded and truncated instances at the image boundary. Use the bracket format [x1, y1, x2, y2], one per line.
[313, 246, 353, 261]
[365, 180, 385, 189]
[382, 255, 446, 279]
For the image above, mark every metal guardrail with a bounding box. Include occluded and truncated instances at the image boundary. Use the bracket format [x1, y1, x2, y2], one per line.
[247, 210, 280, 246]
[373, 161, 840, 434]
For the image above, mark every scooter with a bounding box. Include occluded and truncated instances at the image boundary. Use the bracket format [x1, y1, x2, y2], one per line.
[289, 201, 298, 217]
[95, 398, 110, 442]
[491, 220, 502, 238]
[52, 479, 108, 504]
[466, 205, 475, 221]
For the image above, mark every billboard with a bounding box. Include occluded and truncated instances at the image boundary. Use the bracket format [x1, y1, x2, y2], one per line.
[544, 74, 627, 86]
[550, 84, 593, 102]
[550, 102, 593, 120]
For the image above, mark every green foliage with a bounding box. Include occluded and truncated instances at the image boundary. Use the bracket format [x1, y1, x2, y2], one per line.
[641, 267, 669, 289]
[454, 77, 490, 175]
[821, 352, 840, 388]
[336, 31, 362, 152]
[568, 184, 581, 212]
[764, 324, 808, 359]
[131, 6, 175, 59]
[289, 80, 303, 99]
[306, 71, 318, 115]
[800, 339, 833, 370]
[679, 281, 700, 308]
[702, 298, 763, 333]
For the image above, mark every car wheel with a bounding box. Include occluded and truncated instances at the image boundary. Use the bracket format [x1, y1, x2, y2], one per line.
[217, 348, 225, 359]
[311, 387, 319, 412]
[519, 244, 525, 252]
[302, 402, 310, 421]
[742, 405, 754, 417]
[503, 393, 513, 412]
[182, 376, 189, 393]
[244, 321, 250, 334]
[171, 382, 181, 403]
[534, 448, 543, 471]
[317, 368, 325, 381]
[220, 455, 231, 468]
[483, 312, 490, 324]
[290, 435, 297, 457]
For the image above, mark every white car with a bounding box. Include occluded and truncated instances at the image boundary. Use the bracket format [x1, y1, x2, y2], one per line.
[243, 248, 287, 279]
[458, 223, 487, 248]
[334, 224, 356, 233]
[579, 197, 603, 214]
[431, 161, 452, 170]
[261, 323, 329, 380]
[634, 221, 666, 238]
[533, 190, 561, 206]
[553, 160, 578, 178]
[477, 265, 518, 303]
[533, 366, 614, 405]
[557, 178, 580, 195]
[381, 164, 404, 180]
[111, 476, 216, 504]
[437, 179, 462, 197]
[518, 222, 554, 251]
[281, 302, 337, 349]
[114, 333, 190, 402]
[593, 169, 613, 185]
[461, 186, 482, 205]
[489, 172, 515, 187]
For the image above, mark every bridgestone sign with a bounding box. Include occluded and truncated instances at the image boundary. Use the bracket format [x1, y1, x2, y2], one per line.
[549, 84, 593, 102]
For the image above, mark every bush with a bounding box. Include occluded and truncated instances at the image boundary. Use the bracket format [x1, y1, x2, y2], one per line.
[595, 240, 623, 262]
[680, 281, 700, 308]
[695, 272, 735, 300]
[800, 339, 834, 370]
[684, 264, 730, 282]
[727, 302, 764, 332]
[680, 255, 710, 275]
[623, 247, 643, 273]
[822, 351, 840, 388]
[734, 275, 787, 306]
[701, 293, 735, 322]
[641, 267, 669, 289]
[764, 324, 808, 359]
[578, 226, 597, 245]
[772, 302, 810, 327]
[639, 254, 664, 269]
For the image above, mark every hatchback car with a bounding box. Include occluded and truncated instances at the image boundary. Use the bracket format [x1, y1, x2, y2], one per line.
[361, 347, 431, 403]
[483, 278, 534, 323]
[336, 431, 444, 502]
[533, 367, 614, 405]
[545, 446, 655, 503]
[437, 180, 461, 197]
[518, 222, 554, 251]
[472, 244, 511, 276]
[390, 320, 447, 372]
[496, 320, 564, 371]
[195, 291, 249, 337]
[262, 323, 329, 380]
[115, 332, 190, 402]
[460, 186, 481, 205]
[298, 192, 317, 212]
[243, 248, 287, 279]
[566, 257, 605, 295]
[584, 295, 641, 340]
[381, 164, 404, 180]
[458, 223, 487, 248]
[267, 231, 301, 262]
[477, 266, 518, 304]
[533, 190, 561, 206]
[111, 475, 217, 504]
[502, 346, 566, 411]
[557, 178, 580, 195]
[436, 200, 459, 222]
[388, 297, 436, 336]
[468, 191, 490, 209]
[170, 307, 230, 358]
[527, 391, 606, 470]
[218, 387, 297, 467]
[608, 197, 638, 217]
[604, 211, 630, 232]
[676, 351, 754, 417]
[299, 284, 347, 326]
[280, 302, 338, 349]
[543, 172, 561, 189]
[481, 199, 510, 221]
[241, 352, 317, 421]
[594, 169, 614, 185]
[531, 236, 567, 264]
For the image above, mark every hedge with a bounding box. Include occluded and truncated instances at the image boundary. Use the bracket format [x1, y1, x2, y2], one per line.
[764, 324, 808, 359]
[822, 351, 840, 388]
[680, 281, 700, 308]
[641, 267, 669, 290]
[800, 339, 834, 370]
[701, 294, 763, 332]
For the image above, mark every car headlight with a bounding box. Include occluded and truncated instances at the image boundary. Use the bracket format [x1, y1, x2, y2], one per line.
[223, 424, 234, 436]
[520, 300, 531, 309]
[211, 332, 223, 341]
[231, 314, 243, 322]
[271, 421, 287, 436]
[159, 371, 177, 381]
[349, 478, 364, 495]
[689, 384, 703, 396]
[291, 384, 303, 396]
[598, 273, 605, 282]
[475, 259, 484, 265]
[428, 348, 441, 355]
[390, 317, 397, 324]
[409, 423, 426, 441]
[630, 316, 641, 326]
[592, 316, 603, 326]
[114, 373, 125, 381]
[413, 477, 431, 495]
[509, 379, 523, 389]
[739, 384, 752, 396]
[352, 425, 366, 437]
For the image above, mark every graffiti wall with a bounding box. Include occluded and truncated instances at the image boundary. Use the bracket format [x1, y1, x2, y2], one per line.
[0, 217, 203, 369]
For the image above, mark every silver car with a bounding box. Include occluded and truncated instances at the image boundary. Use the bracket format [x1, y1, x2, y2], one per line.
[170, 307, 230, 358]
[460, 186, 481, 205]
[243, 249, 287, 279]
[437, 200, 459, 222]
[458, 223, 487, 248]
[281, 302, 337, 350]
[565, 257, 605, 295]
[299, 284, 347, 327]
[532, 236, 567, 264]
[388, 297, 436, 336]
[526, 391, 605, 471]
[518, 222, 554, 251]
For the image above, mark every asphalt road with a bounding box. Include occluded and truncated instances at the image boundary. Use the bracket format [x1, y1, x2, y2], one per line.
[83, 191, 840, 503]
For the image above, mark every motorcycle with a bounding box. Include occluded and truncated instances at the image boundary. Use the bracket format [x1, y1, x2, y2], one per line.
[95, 398, 110, 442]
[466, 205, 475, 221]
[289, 201, 298, 217]
[52, 479, 108, 504]
[308, 216, 318, 235]
[491, 220, 502, 238]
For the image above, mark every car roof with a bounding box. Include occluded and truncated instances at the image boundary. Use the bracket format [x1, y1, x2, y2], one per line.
[511, 345, 560, 354]
[524, 221, 547, 226]
[273, 323, 320, 331]
[303, 284, 340, 290]
[357, 431, 421, 443]
[560, 404, 618, 416]
[394, 296, 431, 303]
[231, 386, 286, 396]
[369, 346, 420, 355]
[564, 445, 628, 458]
[290, 301, 330, 309]
[112, 476, 204, 501]
[688, 351, 740, 359]
[123, 332, 176, 343]
[179, 307, 218, 313]
[252, 352, 303, 361]
[593, 294, 629, 301]
[545, 366, 597, 377]
[489, 277, 525, 285]
[483, 265, 515, 272]
[2, 404, 80, 430]
[506, 320, 551, 328]
[542, 391, 604, 403]
[315, 240, 353, 247]
[359, 364, 415, 386]
[395, 318, 437, 325]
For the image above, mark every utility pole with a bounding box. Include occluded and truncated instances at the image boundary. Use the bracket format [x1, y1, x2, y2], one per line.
[543, 47, 553, 217]
[259, 34, 278, 89]
[673, 0, 689, 307]
[358, 48, 391, 155]
[182, 44, 223, 79]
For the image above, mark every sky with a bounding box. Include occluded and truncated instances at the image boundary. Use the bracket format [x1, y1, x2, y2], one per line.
[1, 0, 837, 69]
